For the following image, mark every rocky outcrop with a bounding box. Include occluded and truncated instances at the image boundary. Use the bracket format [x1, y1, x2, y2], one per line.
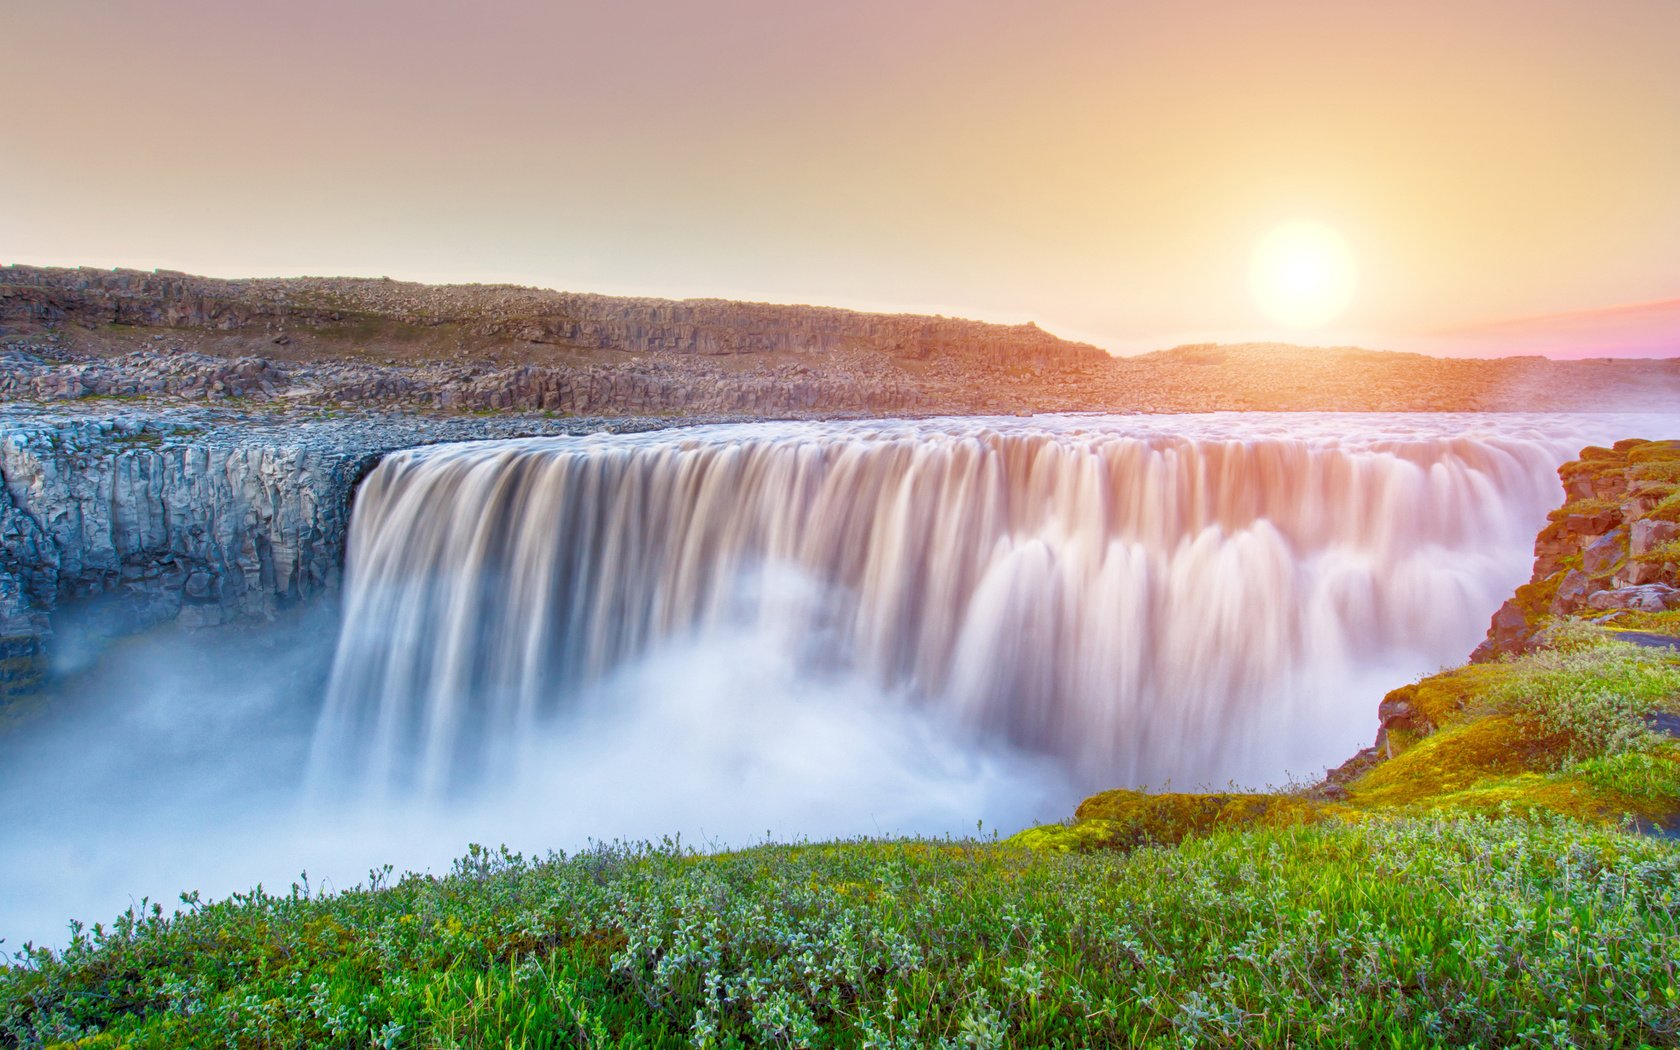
[0, 346, 945, 417]
[1471, 439, 1680, 661]
[0, 420, 358, 633]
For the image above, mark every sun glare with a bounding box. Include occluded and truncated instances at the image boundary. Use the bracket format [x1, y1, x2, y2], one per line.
[1251, 221, 1356, 329]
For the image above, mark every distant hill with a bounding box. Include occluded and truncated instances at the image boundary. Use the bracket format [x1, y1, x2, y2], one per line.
[3, 265, 1678, 415]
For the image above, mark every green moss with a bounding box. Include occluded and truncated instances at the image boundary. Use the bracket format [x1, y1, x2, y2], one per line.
[1381, 663, 1513, 742]
[1033, 789, 1321, 851]
[1344, 636, 1680, 825]
[1545, 494, 1621, 522]
[1423, 770, 1667, 824]
[1005, 819, 1126, 853]
[1607, 610, 1680, 635]
[1010, 789, 1322, 855]
[1625, 439, 1680, 460]
[1350, 716, 1559, 809]
[45, 1036, 127, 1049]
[1350, 742, 1680, 827]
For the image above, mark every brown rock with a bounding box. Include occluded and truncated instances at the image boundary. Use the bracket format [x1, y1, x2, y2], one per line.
[1612, 560, 1667, 588]
[1585, 584, 1680, 613]
[1553, 568, 1595, 612]
[1631, 519, 1680, 559]
[1474, 599, 1535, 661]
[1582, 528, 1629, 577]
[1567, 509, 1621, 535]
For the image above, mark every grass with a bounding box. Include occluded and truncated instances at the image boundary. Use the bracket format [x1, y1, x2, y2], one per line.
[1653, 492, 1680, 524]
[1610, 609, 1680, 634]
[7, 820, 1680, 1049]
[1300, 631, 1680, 826]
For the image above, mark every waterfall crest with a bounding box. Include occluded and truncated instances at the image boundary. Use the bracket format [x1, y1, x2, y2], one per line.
[309, 414, 1590, 798]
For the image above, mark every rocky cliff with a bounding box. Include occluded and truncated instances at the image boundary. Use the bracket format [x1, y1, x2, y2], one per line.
[1472, 439, 1680, 660]
[0, 407, 703, 700]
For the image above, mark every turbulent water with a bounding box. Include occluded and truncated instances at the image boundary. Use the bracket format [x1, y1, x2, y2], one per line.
[4, 412, 1672, 948]
[312, 413, 1601, 798]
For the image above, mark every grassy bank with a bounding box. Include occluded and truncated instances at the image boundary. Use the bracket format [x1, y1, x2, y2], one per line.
[6, 818, 1680, 1048]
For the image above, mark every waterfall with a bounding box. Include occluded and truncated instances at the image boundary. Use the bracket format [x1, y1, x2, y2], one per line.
[308, 413, 1595, 799]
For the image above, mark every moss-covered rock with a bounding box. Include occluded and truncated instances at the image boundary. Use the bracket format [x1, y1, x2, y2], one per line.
[1349, 715, 1558, 808]
[1375, 663, 1513, 755]
[1012, 789, 1320, 854]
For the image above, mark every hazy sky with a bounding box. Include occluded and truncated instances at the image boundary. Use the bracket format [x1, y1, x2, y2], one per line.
[4, 0, 1678, 355]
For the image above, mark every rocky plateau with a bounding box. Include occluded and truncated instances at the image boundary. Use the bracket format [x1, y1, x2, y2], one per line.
[4, 264, 1679, 416]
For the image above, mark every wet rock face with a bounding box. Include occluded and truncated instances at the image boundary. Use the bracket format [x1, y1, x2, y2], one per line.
[0, 418, 368, 671]
[0, 406, 722, 696]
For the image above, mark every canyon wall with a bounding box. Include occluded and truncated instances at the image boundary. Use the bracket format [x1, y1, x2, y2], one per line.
[0, 415, 371, 698]
[0, 409, 685, 699]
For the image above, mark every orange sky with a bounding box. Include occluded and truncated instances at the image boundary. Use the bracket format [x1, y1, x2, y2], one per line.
[3, 0, 1677, 357]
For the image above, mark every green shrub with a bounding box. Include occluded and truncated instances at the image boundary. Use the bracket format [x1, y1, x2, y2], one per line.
[7, 820, 1680, 1048]
[1489, 636, 1680, 765]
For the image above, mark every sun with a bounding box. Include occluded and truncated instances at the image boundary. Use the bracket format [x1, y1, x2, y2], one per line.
[1251, 221, 1356, 329]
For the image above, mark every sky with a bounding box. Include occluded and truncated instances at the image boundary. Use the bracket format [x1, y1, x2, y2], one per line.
[3, 0, 1678, 357]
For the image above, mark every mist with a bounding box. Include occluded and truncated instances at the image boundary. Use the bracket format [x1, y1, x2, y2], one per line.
[0, 602, 1069, 951]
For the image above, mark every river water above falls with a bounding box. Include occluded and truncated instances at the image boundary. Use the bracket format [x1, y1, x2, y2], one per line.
[2, 412, 1673, 946]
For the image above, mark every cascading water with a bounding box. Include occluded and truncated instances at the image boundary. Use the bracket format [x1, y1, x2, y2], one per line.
[7, 412, 1676, 949]
[309, 413, 1594, 800]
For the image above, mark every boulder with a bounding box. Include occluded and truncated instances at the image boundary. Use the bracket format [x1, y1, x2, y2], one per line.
[1582, 528, 1629, 577]
[1553, 568, 1595, 612]
[1631, 519, 1680, 559]
[1622, 483, 1673, 519]
[1556, 508, 1621, 539]
[1377, 694, 1415, 721]
[1585, 584, 1680, 613]
[1614, 562, 1666, 588]
[1473, 599, 1535, 661]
